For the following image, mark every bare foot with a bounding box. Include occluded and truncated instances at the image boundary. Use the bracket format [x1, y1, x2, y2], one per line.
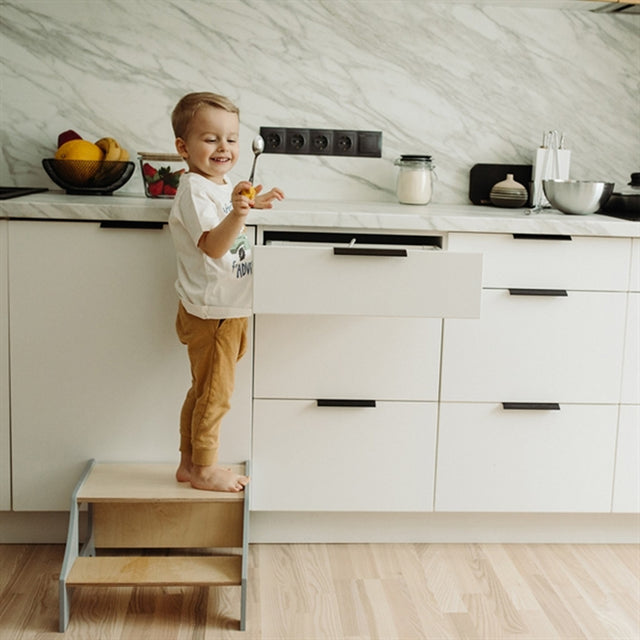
[175, 463, 191, 483]
[190, 465, 250, 492]
[175, 452, 192, 483]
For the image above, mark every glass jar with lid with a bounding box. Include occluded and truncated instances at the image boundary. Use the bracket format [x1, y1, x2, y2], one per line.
[138, 152, 186, 198]
[394, 155, 435, 205]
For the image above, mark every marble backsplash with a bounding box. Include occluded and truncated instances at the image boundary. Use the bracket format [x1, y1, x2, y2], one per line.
[1, 0, 638, 203]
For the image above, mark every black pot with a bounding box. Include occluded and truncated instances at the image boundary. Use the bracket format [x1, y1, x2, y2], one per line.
[600, 172, 640, 220]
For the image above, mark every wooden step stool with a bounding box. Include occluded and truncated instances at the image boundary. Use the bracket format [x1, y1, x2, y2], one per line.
[59, 459, 250, 632]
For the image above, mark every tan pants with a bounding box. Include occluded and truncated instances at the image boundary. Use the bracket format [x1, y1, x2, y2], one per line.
[176, 303, 248, 466]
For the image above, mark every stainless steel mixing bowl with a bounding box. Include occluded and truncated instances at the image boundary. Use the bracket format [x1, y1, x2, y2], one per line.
[542, 180, 614, 215]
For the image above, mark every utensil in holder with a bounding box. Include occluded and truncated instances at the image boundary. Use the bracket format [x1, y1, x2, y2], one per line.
[531, 131, 571, 212]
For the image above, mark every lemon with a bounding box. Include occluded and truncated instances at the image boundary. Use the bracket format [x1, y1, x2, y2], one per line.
[54, 139, 105, 185]
[241, 186, 256, 200]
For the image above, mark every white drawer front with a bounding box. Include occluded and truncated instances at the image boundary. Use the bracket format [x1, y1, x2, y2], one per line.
[435, 402, 618, 513]
[252, 399, 436, 511]
[447, 233, 631, 291]
[253, 245, 482, 318]
[621, 293, 639, 404]
[441, 289, 627, 403]
[630, 239, 639, 292]
[612, 404, 640, 513]
[254, 315, 441, 401]
[0, 221, 8, 510]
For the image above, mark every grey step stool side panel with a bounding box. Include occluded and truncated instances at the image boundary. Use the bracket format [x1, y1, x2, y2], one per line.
[59, 458, 96, 632]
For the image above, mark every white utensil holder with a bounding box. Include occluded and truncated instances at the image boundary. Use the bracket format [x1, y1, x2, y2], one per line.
[532, 146, 571, 208]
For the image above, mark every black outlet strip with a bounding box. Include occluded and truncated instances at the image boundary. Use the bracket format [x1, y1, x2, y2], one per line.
[259, 127, 382, 157]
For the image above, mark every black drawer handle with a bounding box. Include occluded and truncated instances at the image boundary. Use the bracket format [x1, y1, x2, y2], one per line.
[508, 288, 568, 297]
[317, 399, 377, 408]
[333, 247, 407, 257]
[99, 220, 165, 230]
[512, 233, 572, 241]
[502, 402, 561, 411]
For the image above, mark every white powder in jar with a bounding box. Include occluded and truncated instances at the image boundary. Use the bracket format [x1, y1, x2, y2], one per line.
[396, 168, 432, 205]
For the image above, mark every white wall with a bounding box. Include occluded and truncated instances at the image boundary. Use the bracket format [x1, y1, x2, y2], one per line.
[1, 0, 638, 202]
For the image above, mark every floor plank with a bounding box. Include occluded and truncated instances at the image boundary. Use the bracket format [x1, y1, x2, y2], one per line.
[0, 543, 638, 639]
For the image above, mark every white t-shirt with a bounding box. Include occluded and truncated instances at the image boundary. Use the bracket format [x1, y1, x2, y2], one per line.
[168, 172, 253, 319]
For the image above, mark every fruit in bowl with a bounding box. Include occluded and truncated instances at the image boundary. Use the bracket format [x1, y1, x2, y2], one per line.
[43, 158, 135, 193]
[138, 153, 186, 198]
[43, 130, 134, 193]
[53, 139, 105, 185]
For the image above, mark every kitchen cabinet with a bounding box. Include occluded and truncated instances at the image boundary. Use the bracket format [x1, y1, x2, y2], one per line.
[2, 191, 638, 544]
[613, 277, 639, 512]
[254, 315, 442, 401]
[251, 229, 482, 512]
[0, 220, 10, 510]
[612, 405, 640, 513]
[252, 399, 437, 511]
[435, 403, 618, 512]
[7, 220, 253, 511]
[443, 232, 630, 292]
[252, 315, 441, 511]
[437, 232, 631, 513]
[620, 291, 639, 405]
[253, 230, 482, 317]
[612, 239, 639, 513]
[440, 288, 627, 403]
[629, 238, 640, 293]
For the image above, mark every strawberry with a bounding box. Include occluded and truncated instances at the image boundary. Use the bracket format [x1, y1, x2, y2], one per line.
[142, 162, 159, 179]
[143, 163, 182, 196]
[163, 183, 177, 196]
[148, 180, 164, 197]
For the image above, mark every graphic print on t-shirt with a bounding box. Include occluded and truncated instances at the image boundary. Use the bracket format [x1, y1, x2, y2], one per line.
[230, 232, 252, 278]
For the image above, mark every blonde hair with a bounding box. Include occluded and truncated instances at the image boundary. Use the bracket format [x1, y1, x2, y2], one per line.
[171, 92, 240, 138]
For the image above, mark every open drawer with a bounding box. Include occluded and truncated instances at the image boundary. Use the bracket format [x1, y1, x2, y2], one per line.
[253, 230, 482, 317]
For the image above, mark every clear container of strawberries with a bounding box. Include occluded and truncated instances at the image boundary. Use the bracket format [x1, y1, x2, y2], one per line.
[138, 152, 186, 198]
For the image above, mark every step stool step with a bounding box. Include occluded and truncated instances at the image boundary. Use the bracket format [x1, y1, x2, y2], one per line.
[67, 555, 242, 587]
[77, 463, 247, 502]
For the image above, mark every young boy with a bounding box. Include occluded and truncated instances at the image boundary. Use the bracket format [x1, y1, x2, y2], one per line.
[168, 92, 284, 492]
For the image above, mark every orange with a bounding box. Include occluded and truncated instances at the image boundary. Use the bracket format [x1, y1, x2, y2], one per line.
[54, 139, 105, 185]
[55, 139, 104, 161]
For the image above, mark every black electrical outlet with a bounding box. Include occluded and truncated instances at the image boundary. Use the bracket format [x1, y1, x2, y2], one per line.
[357, 131, 382, 157]
[334, 131, 357, 156]
[285, 128, 310, 154]
[260, 127, 286, 153]
[259, 127, 382, 157]
[310, 129, 334, 155]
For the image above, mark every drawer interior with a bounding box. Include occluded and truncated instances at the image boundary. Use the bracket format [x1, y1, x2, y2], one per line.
[262, 229, 443, 250]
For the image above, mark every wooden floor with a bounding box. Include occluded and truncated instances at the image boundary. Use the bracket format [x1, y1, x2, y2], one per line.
[0, 543, 638, 639]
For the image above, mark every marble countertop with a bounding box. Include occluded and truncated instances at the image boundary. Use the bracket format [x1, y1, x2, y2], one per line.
[1, 190, 638, 238]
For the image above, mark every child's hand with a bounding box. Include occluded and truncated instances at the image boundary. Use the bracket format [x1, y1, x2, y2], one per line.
[232, 181, 256, 216]
[253, 186, 285, 209]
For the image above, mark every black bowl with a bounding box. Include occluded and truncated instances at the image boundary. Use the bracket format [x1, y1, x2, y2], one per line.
[42, 159, 135, 195]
